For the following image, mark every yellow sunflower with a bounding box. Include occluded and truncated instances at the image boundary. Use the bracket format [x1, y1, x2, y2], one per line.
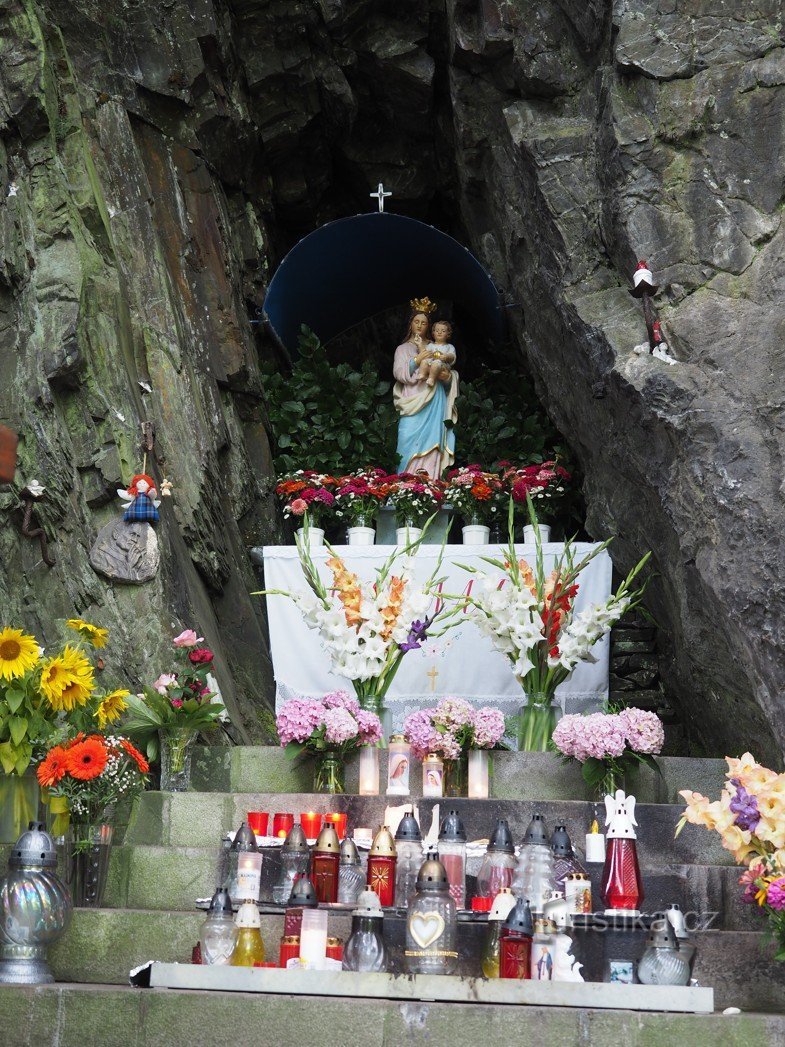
[60, 645, 95, 686]
[39, 654, 72, 703]
[48, 676, 93, 712]
[65, 618, 109, 649]
[96, 689, 130, 729]
[0, 627, 40, 681]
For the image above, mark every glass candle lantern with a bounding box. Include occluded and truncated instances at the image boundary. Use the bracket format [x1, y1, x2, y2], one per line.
[637, 918, 691, 986]
[550, 825, 588, 889]
[359, 746, 380, 796]
[512, 814, 556, 914]
[666, 903, 697, 974]
[367, 826, 397, 907]
[600, 791, 644, 914]
[481, 887, 516, 978]
[422, 753, 444, 797]
[324, 812, 348, 839]
[200, 889, 236, 965]
[337, 836, 365, 905]
[311, 824, 341, 904]
[476, 818, 517, 901]
[386, 735, 411, 795]
[230, 902, 265, 967]
[272, 824, 311, 905]
[405, 853, 458, 975]
[468, 749, 490, 799]
[394, 810, 423, 908]
[226, 822, 262, 905]
[437, 810, 467, 909]
[299, 907, 328, 969]
[499, 897, 534, 979]
[343, 890, 389, 972]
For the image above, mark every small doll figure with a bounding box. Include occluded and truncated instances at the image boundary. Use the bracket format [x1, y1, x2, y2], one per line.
[417, 319, 456, 387]
[117, 473, 161, 524]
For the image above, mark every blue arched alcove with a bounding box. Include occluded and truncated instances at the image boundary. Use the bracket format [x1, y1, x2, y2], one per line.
[262, 213, 504, 352]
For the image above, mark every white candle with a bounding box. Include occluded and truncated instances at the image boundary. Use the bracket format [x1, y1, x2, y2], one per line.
[467, 749, 490, 799]
[585, 827, 606, 864]
[236, 851, 263, 901]
[359, 746, 380, 796]
[386, 736, 411, 795]
[299, 908, 328, 969]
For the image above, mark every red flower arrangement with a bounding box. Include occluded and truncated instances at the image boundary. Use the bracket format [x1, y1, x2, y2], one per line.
[333, 467, 392, 526]
[500, 460, 571, 521]
[275, 470, 338, 526]
[386, 472, 445, 527]
[444, 464, 504, 524]
[37, 732, 149, 821]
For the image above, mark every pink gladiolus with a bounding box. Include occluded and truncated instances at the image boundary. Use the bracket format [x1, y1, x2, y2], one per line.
[173, 629, 203, 648]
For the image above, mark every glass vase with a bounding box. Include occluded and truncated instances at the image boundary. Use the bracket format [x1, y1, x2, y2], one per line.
[517, 692, 557, 752]
[443, 753, 468, 797]
[313, 750, 345, 794]
[63, 822, 114, 907]
[0, 772, 40, 844]
[599, 764, 624, 800]
[159, 727, 197, 792]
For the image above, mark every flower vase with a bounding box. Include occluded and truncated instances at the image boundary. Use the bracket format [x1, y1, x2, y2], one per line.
[517, 692, 558, 752]
[63, 822, 114, 907]
[347, 525, 376, 546]
[462, 516, 490, 545]
[313, 750, 345, 794]
[523, 524, 552, 544]
[0, 772, 41, 844]
[443, 753, 469, 797]
[396, 523, 423, 546]
[159, 728, 197, 792]
[295, 525, 325, 547]
[599, 764, 624, 800]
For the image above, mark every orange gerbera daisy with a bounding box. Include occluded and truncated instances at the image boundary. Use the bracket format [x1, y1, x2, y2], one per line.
[37, 746, 70, 788]
[66, 737, 108, 781]
[120, 738, 149, 774]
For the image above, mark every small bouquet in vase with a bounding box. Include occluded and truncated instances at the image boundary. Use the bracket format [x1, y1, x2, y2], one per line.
[334, 468, 390, 527]
[444, 498, 651, 750]
[386, 472, 446, 529]
[276, 690, 383, 793]
[678, 753, 785, 961]
[444, 465, 504, 525]
[501, 460, 571, 524]
[275, 470, 338, 532]
[124, 629, 225, 791]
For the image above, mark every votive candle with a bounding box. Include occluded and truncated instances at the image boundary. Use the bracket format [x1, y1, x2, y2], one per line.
[300, 811, 322, 839]
[273, 813, 294, 839]
[325, 812, 348, 839]
[299, 908, 328, 969]
[359, 746, 380, 796]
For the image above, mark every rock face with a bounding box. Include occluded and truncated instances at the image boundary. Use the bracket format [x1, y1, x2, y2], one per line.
[0, 1, 782, 758]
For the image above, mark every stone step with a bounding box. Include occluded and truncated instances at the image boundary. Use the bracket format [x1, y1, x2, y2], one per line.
[45, 907, 784, 1013]
[3, 983, 785, 1047]
[192, 746, 728, 804]
[124, 791, 733, 867]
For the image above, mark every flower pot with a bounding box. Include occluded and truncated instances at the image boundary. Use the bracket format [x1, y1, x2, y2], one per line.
[159, 728, 197, 792]
[295, 526, 325, 547]
[0, 772, 40, 844]
[462, 524, 490, 545]
[396, 526, 423, 546]
[313, 750, 345, 794]
[523, 524, 551, 544]
[347, 526, 376, 546]
[63, 822, 114, 907]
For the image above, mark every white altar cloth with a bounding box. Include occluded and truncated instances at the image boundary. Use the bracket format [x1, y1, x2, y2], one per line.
[262, 544, 613, 730]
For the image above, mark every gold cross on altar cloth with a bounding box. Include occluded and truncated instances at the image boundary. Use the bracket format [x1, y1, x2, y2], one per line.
[426, 665, 439, 693]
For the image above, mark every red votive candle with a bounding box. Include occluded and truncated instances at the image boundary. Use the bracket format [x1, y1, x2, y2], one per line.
[324, 812, 347, 839]
[273, 813, 294, 839]
[247, 812, 269, 836]
[300, 811, 322, 839]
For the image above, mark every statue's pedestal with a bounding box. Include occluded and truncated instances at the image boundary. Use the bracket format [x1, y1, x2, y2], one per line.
[375, 505, 454, 544]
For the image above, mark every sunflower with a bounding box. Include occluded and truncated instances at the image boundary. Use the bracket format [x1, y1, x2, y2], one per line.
[60, 645, 95, 685]
[65, 618, 109, 649]
[0, 627, 40, 681]
[66, 737, 108, 781]
[120, 738, 149, 774]
[37, 745, 70, 788]
[51, 677, 93, 712]
[39, 654, 72, 704]
[96, 689, 130, 729]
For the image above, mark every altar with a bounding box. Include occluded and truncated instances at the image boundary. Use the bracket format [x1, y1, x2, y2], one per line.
[261, 543, 613, 731]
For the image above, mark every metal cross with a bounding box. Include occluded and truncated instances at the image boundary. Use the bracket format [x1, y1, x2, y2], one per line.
[370, 183, 392, 213]
[426, 665, 439, 693]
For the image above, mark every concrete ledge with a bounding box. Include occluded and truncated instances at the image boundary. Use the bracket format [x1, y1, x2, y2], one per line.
[2, 984, 785, 1047]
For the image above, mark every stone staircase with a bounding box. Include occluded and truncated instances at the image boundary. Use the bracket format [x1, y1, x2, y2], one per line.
[3, 748, 785, 1046]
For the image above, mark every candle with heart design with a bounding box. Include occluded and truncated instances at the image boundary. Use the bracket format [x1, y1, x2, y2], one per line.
[405, 852, 457, 974]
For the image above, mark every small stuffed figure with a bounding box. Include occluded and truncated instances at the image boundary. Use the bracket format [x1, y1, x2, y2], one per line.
[117, 473, 161, 524]
[417, 319, 456, 387]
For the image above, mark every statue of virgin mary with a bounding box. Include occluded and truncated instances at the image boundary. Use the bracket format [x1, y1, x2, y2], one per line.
[392, 299, 458, 479]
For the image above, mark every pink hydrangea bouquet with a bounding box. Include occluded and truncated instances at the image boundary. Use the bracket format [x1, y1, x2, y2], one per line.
[277, 690, 383, 793]
[552, 707, 664, 797]
[403, 697, 506, 761]
[677, 753, 785, 961]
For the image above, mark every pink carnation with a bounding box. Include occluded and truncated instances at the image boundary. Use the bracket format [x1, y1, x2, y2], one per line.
[173, 629, 203, 648]
[472, 707, 506, 749]
[766, 878, 785, 911]
[323, 707, 359, 745]
[618, 707, 664, 755]
[276, 697, 325, 745]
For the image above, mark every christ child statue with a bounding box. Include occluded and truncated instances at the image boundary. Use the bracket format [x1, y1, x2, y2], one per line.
[416, 320, 456, 387]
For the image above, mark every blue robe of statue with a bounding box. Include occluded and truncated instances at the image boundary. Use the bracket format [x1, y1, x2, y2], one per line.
[393, 341, 458, 478]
